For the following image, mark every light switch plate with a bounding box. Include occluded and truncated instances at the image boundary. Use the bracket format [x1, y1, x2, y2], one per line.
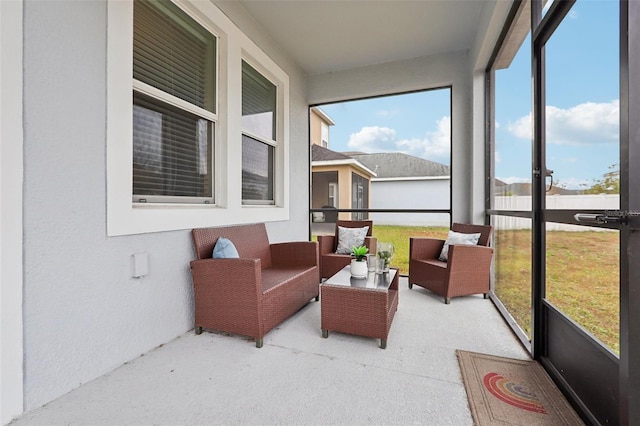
[132, 252, 149, 278]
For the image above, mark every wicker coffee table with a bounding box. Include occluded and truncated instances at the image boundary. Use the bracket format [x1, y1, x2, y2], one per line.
[320, 266, 399, 349]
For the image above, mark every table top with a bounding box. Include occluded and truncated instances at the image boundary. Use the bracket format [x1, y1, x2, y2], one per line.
[323, 266, 397, 291]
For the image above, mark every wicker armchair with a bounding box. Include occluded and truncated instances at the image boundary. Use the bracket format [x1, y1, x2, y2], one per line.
[317, 220, 377, 279]
[190, 223, 320, 347]
[408, 223, 494, 304]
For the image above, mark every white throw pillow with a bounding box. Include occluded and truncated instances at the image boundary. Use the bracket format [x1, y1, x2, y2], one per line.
[335, 226, 369, 254]
[438, 230, 481, 262]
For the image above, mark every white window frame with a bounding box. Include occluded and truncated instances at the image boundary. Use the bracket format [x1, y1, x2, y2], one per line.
[107, 0, 290, 236]
[321, 122, 329, 148]
[131, 1, 218, 204]
[241, 58, 279, 205]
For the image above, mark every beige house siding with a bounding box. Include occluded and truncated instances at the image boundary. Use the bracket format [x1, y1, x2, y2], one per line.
[310, 107, 334, 147]
[310, 110, 323, 146]
[312, 164, 372, 220]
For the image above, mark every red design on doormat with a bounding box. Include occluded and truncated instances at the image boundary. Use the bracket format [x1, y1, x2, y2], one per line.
[483, 372, 547, 414]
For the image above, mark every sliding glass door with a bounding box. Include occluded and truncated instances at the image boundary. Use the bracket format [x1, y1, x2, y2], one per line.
[488, 1, 640, 423]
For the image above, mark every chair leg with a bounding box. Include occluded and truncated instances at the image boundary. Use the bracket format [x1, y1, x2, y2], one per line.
[315, 295, 320, 302]
[483, 293, 489, 299]
[408, 282, 413, 289]
[195, 326, 203, 335]
[444, 297, 451, 304]
[255, 338, 263, 348]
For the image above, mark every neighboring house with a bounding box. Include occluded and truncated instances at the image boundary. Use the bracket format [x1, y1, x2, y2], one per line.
[310, 107, 376, 222]
[311, 144, 376, 222]
[310, 106, 334, 148]
[494, 180, 583, 196]
[349, 152, 451, 226]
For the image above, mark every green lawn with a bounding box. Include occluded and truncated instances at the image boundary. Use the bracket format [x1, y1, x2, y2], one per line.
[494, 229, 619, 353]
[314, 225, 620, 354]
[371, 225, 449, 274]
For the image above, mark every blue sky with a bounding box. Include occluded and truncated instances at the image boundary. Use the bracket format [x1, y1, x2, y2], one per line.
[321, 89, 452, 165]
[320, 1, 619, 190]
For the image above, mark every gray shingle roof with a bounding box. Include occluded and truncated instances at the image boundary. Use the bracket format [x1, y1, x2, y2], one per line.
[311, 144, 352, 162]
[348, 152, 449, 178]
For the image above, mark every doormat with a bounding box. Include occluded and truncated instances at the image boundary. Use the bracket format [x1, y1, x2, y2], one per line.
[456, 350, 584, 425]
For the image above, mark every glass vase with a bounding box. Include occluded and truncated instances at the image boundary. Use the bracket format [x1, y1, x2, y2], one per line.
[376, 242, 395, 273]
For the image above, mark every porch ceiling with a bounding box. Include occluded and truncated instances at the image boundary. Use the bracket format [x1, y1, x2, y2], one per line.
[234, 0, 493, 75]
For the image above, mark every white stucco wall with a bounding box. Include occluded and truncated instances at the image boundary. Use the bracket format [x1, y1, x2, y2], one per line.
[370, 179, 450, 226]
[1, 0, 25, 423]
[22, 0, 308, 412]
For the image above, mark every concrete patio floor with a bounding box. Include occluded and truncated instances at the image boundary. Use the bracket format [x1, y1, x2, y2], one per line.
[11, 277, 530, 425]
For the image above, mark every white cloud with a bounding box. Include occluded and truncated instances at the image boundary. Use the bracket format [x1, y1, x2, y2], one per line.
[347, 116, 451, 160]
[495, 151, 501, 163]
[347, 126, 397, 152]
[507, 100, 619, 145]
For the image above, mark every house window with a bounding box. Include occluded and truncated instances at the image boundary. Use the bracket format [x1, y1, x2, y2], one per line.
[242, 60, 277, 204]
[108, 1, 290, 235]
[321, 122, 329, 148]
[328, 182, 338, 207]
[132, 0, 216, 203]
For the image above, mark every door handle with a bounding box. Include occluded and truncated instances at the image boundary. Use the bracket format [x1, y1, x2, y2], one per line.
[574, 211, 635, 225]
[535, 168, 555, 192]
[574, 213, 609, 224]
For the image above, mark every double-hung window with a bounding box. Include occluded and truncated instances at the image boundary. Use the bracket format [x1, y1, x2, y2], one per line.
[241, 60, 277, 204]
[132, 0, 216, 204]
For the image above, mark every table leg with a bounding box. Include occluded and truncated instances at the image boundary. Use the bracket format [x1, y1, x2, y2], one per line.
[322, 329, 329, 338]
[380, 338, 387, 349]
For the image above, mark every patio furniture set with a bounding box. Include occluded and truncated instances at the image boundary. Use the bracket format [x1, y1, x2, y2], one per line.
[189, 221, 493, 348]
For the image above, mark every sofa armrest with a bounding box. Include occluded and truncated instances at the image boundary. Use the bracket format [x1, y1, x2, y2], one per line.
[317, 235, 336, 255]
[270, 241, 319, 267]
[410, 237, 445, 261]
[190, 258, 262, 301]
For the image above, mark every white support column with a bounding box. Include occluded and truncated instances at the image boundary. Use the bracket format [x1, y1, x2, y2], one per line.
[1, 0, 25, 423]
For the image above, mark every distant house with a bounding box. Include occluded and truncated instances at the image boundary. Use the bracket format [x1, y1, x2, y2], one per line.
[311, 145, 376, 221]
[310, 106, 334, 148]
[349, 152, 451, 226]
[310, 108, 375, 222]
[494, 181, 583, 196]
[310, 107, 450, 227]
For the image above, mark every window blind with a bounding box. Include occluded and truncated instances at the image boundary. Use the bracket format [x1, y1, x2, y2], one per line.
[134, 0, 216, 113]
[241, 61, 276, 141]
[133, 93, 212, 199]
[132, 0, 216, 203]
[242, 135, 274, 202]
[241, 61, 277, 203]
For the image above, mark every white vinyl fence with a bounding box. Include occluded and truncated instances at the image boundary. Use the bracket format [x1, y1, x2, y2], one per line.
[494, 194, 620, 231]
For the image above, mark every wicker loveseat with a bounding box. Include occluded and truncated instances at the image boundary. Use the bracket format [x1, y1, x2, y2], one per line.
[190, 223, 320, 348]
